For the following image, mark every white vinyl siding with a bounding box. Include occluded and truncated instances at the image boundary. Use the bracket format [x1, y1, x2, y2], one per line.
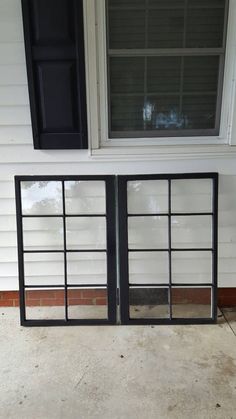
[0, 0, 236, 290]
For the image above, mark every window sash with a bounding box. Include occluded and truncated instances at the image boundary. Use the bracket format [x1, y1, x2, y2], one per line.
[106, 0, 229, 139]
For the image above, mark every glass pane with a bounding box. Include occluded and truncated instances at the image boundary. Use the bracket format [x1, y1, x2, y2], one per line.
[186, 2, 226, 48]
[145, 96, 183, 131]
[183, 57, 219, 94]
[128, 180, 168, 214]
[172, 251, 212, 284]
[108, 9, 146, 49]
[110, 55, 220, 133]
[171, 179, 212, 213]
[65, 181, 106, 215]
[111, 95, 145, 132]
[129, 287, 170, 319]
[110, 57, 144, 95]
[147, 57, 181, 94]
[66, 217, 106, 250]
[67, 252, 107, 285]
[108, 0, 226, 49]
[24, 253, 64, 286]
[149, 0, 185, 7]
[67, 288, 108, 320]
[25, 288, 65, 320]
[172, 287, 212, 318]
[107, 0, 227, 137]
[109, 0, 145, 6]
[171, 215, 212, 249]
[147, 7, 184, 48]
[128, 216, 168, 249]
[182, 95, 217, 130]
[21, 181, 62, 215]
[129, 252, 169, 284]
[23, 217, 64, 251]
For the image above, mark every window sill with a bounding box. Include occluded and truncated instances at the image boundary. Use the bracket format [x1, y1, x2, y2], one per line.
[90, 143, 236, 161]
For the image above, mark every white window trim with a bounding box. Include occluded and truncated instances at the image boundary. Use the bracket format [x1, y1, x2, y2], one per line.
[83, 0, 236, 160]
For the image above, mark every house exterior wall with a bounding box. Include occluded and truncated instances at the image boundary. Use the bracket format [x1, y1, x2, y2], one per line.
[0, 0, 236, 291]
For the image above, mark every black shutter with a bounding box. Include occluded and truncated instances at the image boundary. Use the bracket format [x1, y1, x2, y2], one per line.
[21, 0, 88, 149]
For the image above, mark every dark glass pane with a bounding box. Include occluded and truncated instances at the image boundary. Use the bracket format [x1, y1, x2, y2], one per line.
[188, 0, 225, 7]
[182, 95, 217, 129]
[183, 56, 219, 93]
[108, 10, 146, 49]
[144, 96, 183, 131]
[186, 3, 226, 48]
[129, 287, 170, 319]
[108, 0, 226, 49]
[110, 96, 144, 131]
[110, 57, 145, 94]
[109, 0, 145, 7]
[147, 57, 181, 94]
[147, 8, 184, 48]
[107, 0, 227, 136]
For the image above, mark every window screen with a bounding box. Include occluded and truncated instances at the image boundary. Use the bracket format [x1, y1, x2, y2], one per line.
[106, 0, 228, 138]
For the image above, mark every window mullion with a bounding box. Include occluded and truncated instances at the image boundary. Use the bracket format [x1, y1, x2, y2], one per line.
[108, 48, 224, 57]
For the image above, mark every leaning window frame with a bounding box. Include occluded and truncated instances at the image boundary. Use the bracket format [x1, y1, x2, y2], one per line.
[83, 0, 236, 155]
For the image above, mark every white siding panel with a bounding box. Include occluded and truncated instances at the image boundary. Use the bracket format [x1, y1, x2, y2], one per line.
[0, 86, 29, 106]
[0, 181, 15, 198]
[0, 248, 17, 263]
[0, 43, 25, 65]
[0, 126, 32, 144]
[0, 19, 24, 43]
[0, 106, 31, 125]
[0, 0, 23, 20]
[0, 65, 27, 86]
[0, 215, 16, 231]
[0, 198, 16, 215]
[0, 231, 17, 247]
[0, 278, 19, 291]
[0, 262, 18, 277]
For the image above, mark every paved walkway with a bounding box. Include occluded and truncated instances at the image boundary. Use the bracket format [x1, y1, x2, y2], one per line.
[0, 307, 236, 419]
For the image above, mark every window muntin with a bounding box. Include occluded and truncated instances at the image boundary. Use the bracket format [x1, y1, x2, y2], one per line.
[106, 0, 228, 138]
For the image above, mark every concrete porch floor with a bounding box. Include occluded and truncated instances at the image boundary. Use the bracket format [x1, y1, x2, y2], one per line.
[1, 308, 236, 419]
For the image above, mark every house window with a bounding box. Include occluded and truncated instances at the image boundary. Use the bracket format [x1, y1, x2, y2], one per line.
[106, 0, 229, 139]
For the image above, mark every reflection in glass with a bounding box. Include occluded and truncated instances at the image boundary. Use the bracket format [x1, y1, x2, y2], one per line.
[128, 216, 168, 249]
[21, 181, 62, 215]
[66, 217, 106, 250]
[67, 252, 107, 285]
[171, 216, 212, 249]
[67, 288, 108, 320]
[172, 179, 212, 213]
[129, 252, 169, 284]
[128, 180, 168, 214]
[129, 287, 169, 319]
[172, 251, 212, 285]
[25, 288, 65, 320]
[24, 253, 64, 286]
[65, 181, 106, 215]
[23, 217, 64, 251]
[172, 287, 212, 318]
